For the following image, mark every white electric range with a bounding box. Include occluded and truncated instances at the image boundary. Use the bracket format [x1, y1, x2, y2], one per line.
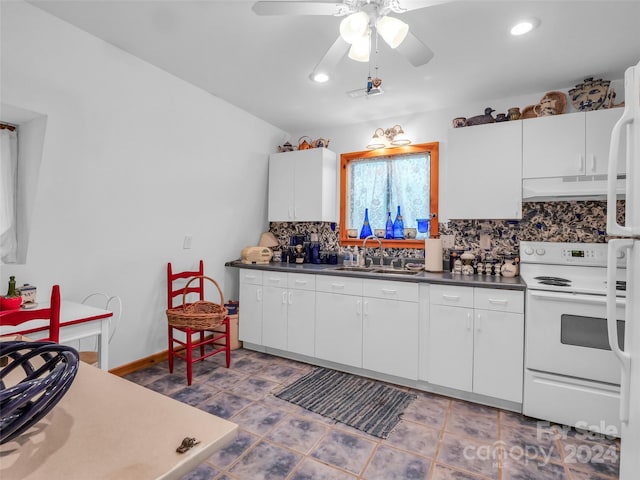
[520, 241, 627, 436]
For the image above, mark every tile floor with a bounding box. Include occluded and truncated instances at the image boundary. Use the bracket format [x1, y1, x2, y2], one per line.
[123, 349, 620, 480]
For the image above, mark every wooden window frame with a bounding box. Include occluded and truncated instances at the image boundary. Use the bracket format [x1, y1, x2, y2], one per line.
[339, 142, 439, 249]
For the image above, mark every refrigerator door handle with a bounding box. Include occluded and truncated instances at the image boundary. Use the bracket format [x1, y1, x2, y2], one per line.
[607, 65, 637, 236]
[607, 239, 632, 423]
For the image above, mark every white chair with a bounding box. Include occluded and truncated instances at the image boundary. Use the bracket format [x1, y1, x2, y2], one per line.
[77, 293, 122, 366]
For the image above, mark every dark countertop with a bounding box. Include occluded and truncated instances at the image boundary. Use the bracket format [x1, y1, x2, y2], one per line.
[225, 260, 527, 291]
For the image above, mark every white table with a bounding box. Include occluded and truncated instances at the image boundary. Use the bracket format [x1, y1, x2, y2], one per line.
[0, 301, 112, 370]
[0, 360, 238, 479]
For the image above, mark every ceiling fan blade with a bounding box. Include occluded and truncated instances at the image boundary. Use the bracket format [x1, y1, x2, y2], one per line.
[252, 2, 349, 16]
[393, 0, 455, 12]
[311, 36, 349, 76]
[396, 31, 434, 66]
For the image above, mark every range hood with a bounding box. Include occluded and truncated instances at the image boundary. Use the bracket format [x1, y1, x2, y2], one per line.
[522, 175, 626, 202]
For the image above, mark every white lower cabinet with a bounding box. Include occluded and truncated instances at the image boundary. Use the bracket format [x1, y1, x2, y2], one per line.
[286, 274, 316, 357]
[315, 276, 363, 368]
[428, 285, 524, 402]
[362, 280, 419, 379]
[262, 272, 289, 350]
[239, 267, 525, 405]
[240, 271, 315, 354]
[238, 270, 263, 345]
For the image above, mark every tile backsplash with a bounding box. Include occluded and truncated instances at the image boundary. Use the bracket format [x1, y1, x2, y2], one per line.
[270, 200, 625, 259]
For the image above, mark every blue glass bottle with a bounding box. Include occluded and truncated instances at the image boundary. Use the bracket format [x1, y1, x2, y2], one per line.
[393, 205, 404, 239]
[359, 208, 373, 239]
[385, 211, 394, 239]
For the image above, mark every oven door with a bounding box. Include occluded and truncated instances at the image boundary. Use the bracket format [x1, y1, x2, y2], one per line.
[525, 290, 626, 384]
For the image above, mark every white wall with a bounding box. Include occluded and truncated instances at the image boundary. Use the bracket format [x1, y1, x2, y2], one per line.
[292, 80, 624, 222]
[0, 1, 286, 368]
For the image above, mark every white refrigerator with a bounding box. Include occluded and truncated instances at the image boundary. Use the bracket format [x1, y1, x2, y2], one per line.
[607, 59, 640, 479]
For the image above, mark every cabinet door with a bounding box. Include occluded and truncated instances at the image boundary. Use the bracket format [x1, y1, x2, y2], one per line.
[262, 285, 288, 350]
[363, 297, 419, 379]
[293, 148, 337, 222]
[586, 108, 624, 175]
[315, 291, 362, 367]
[427, 304, 473, 391]
[523, 113, 586, 178]
[287, 289, 315, 356]
[268, 154, 295, 221]
[473, 310, 524, 403]
[238, 283, 262, 344]
[447, 121, 522, 219]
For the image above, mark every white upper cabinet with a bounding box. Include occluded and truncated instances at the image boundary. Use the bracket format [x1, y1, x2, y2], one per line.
[447, 120, 522, 219]
[523, 108, 623, 179]
[268, 148, 338, 222]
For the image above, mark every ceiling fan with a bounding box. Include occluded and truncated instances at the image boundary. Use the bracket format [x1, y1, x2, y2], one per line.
[252, 1, 452, 82]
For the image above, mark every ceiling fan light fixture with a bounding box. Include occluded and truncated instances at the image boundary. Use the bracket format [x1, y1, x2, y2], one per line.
[340, 11, 370, 44]
[348, 31, 371, 62]
[376, 15, 409, 48]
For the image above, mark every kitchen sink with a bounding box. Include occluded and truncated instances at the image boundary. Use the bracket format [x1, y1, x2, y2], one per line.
[329, 266, 420, 276]
[371, 269, 420, 276]
[330, 266, 376, 272]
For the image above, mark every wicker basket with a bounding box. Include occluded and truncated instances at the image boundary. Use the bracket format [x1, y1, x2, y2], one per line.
[166, 276, 228, 330]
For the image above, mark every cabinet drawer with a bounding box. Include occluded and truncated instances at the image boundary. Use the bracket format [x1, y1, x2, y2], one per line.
[239, 270, 263, 285]
[262, 271, 287, 287]
[363, 279, 419, 303]
[315, 275, 363, 296]
[430, 285, 474, 308]
[288, 273, 316, 291]
[474, 288, 524, 313]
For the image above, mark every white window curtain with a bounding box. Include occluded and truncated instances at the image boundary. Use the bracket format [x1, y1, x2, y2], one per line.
[0, 127, 18, 264]
[348, 153, 430, 232]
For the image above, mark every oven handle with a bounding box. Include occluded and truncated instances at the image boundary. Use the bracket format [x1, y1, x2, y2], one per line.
[528, 290, 626, 306]
[607, 239, 632, 423]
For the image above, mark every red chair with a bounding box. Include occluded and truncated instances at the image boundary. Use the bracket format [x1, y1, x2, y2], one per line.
[167, 261, 230, 385]
[0, 285, 61, 342]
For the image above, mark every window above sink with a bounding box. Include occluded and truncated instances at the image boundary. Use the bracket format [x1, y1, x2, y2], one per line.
[339, 142, 439, 249]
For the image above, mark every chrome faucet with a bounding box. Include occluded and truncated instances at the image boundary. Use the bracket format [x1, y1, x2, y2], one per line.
[362, 235, 384, 266]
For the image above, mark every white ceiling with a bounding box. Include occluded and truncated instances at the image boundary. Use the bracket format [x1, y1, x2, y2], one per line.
[28, 0, 640, 132]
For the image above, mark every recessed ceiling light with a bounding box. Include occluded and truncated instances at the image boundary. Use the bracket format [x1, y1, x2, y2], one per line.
[510, 18, 540, 36]
[310, 72, 330, 83]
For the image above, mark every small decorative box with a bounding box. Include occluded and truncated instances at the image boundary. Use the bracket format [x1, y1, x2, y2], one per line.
[18, 284, 37, 304]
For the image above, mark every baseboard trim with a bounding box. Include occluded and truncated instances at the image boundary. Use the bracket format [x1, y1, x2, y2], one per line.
[110, 351, 169, 377]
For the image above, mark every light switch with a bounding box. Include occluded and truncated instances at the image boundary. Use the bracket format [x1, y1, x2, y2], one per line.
[183, 235, 193, 249]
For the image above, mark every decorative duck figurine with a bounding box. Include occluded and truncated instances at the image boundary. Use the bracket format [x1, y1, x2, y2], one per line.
[465, 107, 496, 126]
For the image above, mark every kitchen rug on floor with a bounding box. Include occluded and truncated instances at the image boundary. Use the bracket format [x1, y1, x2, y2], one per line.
[274, 367, 416, 439]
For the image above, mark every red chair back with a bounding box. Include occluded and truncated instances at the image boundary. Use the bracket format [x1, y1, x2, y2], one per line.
[0, 285, 61, 342]
[167, 261, 204, 309]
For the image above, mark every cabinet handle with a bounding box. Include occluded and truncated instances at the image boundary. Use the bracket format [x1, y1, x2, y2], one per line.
[282, 292, 287, 304]
[442, 294, 460, 301]
[331, 282, 345, 289]
[578, 153, 585, 172]
[476, 312, 482, 333]
[381, 288, 398, 295]
[590, 154, 596, 173]
[466, 312, 472, 331]
[257, 289, 262, 301]
[356, 299, 362, 315]
[364, 301, 369, 316]
[245, 274, 257, 280]
[268, 277, 282, 284]
[288, 292, 293, 305]
[294, 279, 307, 285]
[294, 207, 298, 219]
[488, 298, 508, 304]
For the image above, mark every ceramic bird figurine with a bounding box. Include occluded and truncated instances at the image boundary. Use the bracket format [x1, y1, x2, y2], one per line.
[465, 107, 496, 126]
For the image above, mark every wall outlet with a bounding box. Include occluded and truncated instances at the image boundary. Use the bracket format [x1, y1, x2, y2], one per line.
[183, 234, 193, 249]
[441, 234, 455, 249]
